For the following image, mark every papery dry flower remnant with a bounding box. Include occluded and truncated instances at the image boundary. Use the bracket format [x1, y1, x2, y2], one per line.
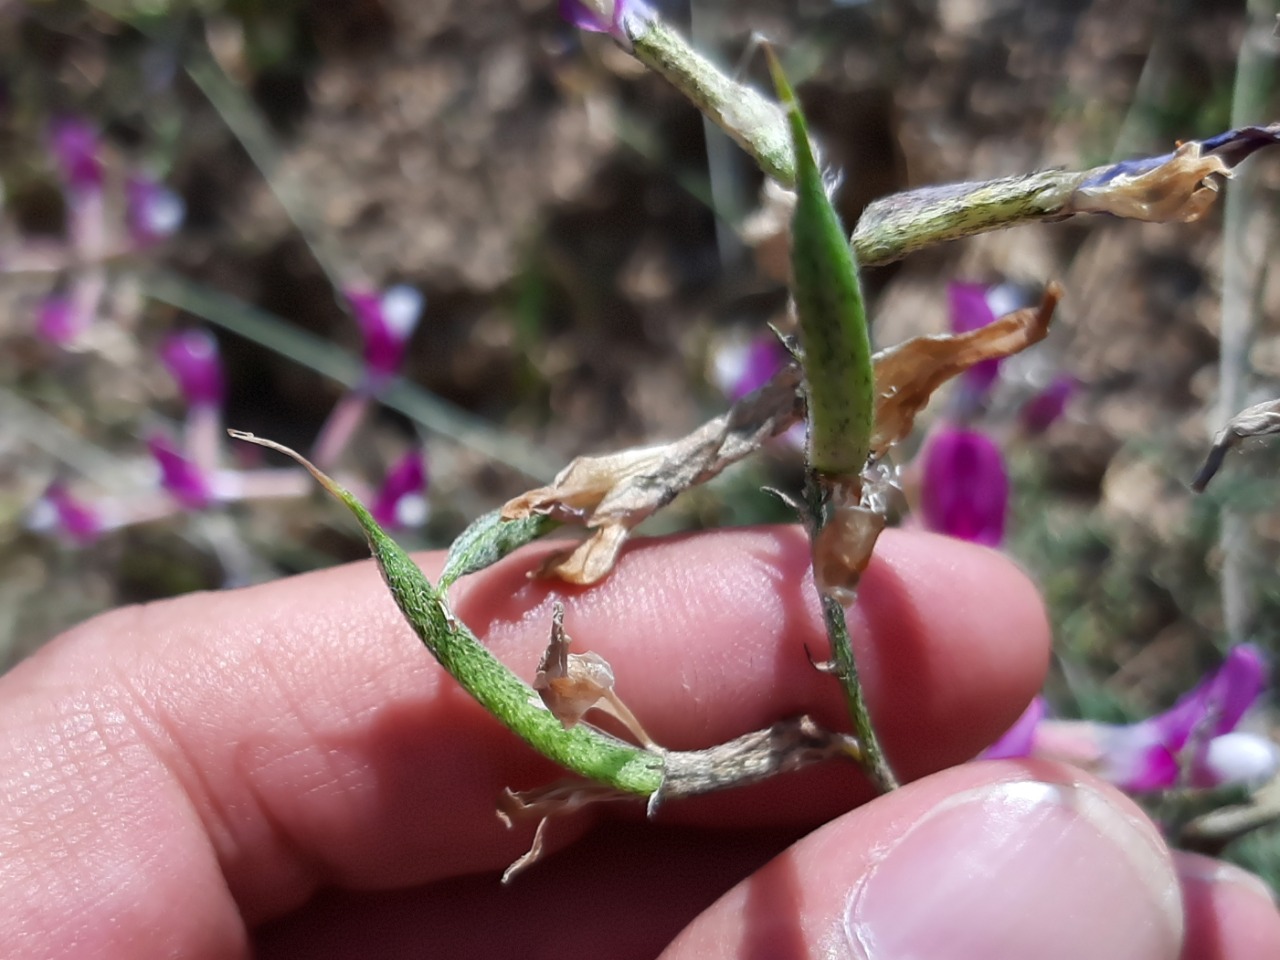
[533, 604, 655, 748]
[503, 285, 1062, 586]
[1074, 124, 1280, 222]
[1192, 397, 1280, 492]
[982, 647, 1278, 792]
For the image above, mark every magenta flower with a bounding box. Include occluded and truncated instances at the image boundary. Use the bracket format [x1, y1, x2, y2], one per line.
[159, 330, 224, 409]
[1021, 375, 1077, 433]
[33, 482, 102, 544]
[1103, 644, 1269, 791]
[48, 118, 103, 194]
[35, 294, 84, 345]
[371, 450, 429, 529]
[981, 696, 1046, 761]
[559, 0, 648, 43]
[919, 427, 1009, 546]
[947, 282, 1001, 400]
[147, 434, 212, 509]
[126, 174, 185, 247]
[713, 334, 789, 401]
[981, 646, 1277, 792]
[346, 284, 424, 384]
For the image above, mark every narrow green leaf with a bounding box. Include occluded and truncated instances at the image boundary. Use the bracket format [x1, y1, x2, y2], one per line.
[765, 50, 874, 479]
[229, 432, 663, 797]
[440, 509, 560, 589]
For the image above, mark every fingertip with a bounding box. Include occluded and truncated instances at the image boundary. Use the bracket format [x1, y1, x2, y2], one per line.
[662, 762, 1183, 960]
[1175, 852, 1280, 960]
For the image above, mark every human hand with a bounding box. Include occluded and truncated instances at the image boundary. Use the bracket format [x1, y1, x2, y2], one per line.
[2, 527, 1277, 958]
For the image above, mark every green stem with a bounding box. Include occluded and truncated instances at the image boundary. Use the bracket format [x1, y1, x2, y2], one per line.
[821, 592, 897, 792]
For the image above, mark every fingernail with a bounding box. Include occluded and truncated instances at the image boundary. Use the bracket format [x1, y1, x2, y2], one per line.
[843, 778, 1183, 960]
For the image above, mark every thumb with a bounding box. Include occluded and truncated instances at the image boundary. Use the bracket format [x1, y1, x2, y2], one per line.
[662, 760, 1184, 960]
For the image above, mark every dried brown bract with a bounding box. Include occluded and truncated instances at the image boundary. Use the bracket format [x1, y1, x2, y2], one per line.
[1192, 397, 1280, 492]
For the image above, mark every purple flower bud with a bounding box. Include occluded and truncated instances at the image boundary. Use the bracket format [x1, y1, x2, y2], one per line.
[559, 0, 649, 43]
[980, 696, 1046, 760]
[919, 427, 1009, 546]
[346, 284, 424, 383]
[147, 433, 212, 509]
[126, 174, 185, 247]
[33, 482, 102, 544]
[35, 294, 84, 345]
[48, 118, 104, 193]
[713, 334, 789, 401]
[159, 330, 224, 409]
[947, 282, 1002, 399]
[1099, 645, 1268, 791]
[1021, 375, 1077, 433]
[371, 450, 429, 529]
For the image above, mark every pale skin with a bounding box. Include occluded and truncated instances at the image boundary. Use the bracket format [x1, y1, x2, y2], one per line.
[1, 527, 1277, 959]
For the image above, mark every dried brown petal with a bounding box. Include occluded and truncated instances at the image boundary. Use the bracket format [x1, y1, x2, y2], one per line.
[1072, 143, 1231, 223]
[501, 362, 804, 583]
[533, 603, 656, 747]
[1192, 398, 1280, 492]
[870, 283, 1063, 455]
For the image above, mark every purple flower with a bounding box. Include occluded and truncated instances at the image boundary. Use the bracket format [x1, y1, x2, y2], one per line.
[346, 284, 424, 384]
[371, 450, 429, 529]
[33, 482, 102, 544]
[147, 433, 212, 509]
[126, 174, 185, 247]
[559, 0, 649, 44]
[948, 283, 1001, 401]
[1021, 375, 1077, 433]
[713, 334, 789, 401]
[985, 647, 1277, 792]
[919, 427, 1008, 546]
[981, 696, 1046, 761]
[48, 118, 103, 194]
[1102, 644, 1269, 791]
[159, 330, 224, 409]
[35, 294, 84, 345]
[1081, 124, 1280, 189]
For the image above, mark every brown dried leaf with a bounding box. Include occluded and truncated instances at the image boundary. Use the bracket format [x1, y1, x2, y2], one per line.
[870, 282, 1063, 455]
[501, 361, 804, 583]
[1192, 398, 1280, 492]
